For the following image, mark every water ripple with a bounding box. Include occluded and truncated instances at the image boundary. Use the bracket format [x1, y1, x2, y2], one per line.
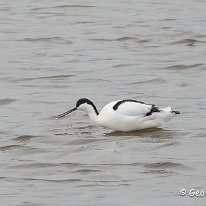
[169, 38, 206, 46]
[127, 78, 167, 85]
[165, 63, 204, 70]
[12, 135, 36, 142]
[0, 98, 16, 106]
[18, 37, 72, 44]
[0, 144, 23, 151]
[10, 74, 75, 83]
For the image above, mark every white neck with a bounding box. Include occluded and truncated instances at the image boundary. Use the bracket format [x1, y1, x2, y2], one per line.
[79, 104, 100, 125]
[88, 112, 99, 125]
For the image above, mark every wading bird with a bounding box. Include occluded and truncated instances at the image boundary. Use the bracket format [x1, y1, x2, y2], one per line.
[56, 98, 180, 131]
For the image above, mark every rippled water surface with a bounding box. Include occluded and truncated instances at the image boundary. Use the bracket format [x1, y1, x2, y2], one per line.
[1, 0, 206, 205]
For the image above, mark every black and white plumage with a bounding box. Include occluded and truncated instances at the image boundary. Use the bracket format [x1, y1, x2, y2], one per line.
[57, 98, 180, 131]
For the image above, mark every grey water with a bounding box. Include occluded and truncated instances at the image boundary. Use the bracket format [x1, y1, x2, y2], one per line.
[1, 0, 206, 205]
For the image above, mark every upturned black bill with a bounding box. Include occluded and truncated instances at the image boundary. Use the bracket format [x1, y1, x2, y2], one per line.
[56, 107, 77, 118]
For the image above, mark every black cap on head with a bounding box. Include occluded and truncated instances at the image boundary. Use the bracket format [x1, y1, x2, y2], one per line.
[76, 98, 93, 108]
[56, 98, 99, 118]
[76, 98, 99, 115]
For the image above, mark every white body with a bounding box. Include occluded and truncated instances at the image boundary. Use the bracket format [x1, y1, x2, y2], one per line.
[79, 100, 176, 131]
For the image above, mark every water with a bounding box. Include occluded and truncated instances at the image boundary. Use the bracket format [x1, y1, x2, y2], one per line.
[1, 0, 206, 205]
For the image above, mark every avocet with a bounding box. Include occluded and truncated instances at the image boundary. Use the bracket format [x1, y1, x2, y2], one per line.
[56, 98, 180, 131]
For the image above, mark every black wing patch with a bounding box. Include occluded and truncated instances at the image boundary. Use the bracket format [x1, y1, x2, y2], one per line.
[113, 99, 160, 116]
[113, 99, 147, 111]
[145, 105, 160, 116]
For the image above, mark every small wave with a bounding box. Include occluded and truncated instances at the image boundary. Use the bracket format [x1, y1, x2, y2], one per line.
[169, 38, 206, 46]
[69, 138, 105, 145]
[89, 163, 142, 167]
[142, 162, 190, 175]
[144, 162, 188, 170]
[0, 145, 45, 153]
[112, 63, 137, 68]
[0, 98, 16, 106]
[92, 36, 139, 42]
[9, 163, 57, 169]
[0, 144, 23, 151]
[87, 180, 132, 185]
[30, 5, 96, 14]
[10, 74, 75, 82]
[73, 169, 102, 174]
[105, 128, 165, 137]
[19, 37, 72, 44]
[53, 5, 96, 9]
[127, 78, 167, 85]
[106, 129, 176, 142]
[75, 21, 94, 24]
[1, 177, 82, 183]
[165, 63, 204, 70]
[12, 135, 36, 142]
[152, 142, 180, 150]
[115, 37, 139, 41]
[78, 182, 130, 187]
[160, 18, 176, 21]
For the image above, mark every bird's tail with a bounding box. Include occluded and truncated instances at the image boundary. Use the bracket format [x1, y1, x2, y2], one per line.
[172, 110, 180, 115]
[159, 107, 180, 122]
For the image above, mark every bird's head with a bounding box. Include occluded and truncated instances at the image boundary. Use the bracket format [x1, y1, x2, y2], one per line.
[76, 98, 94, 111]
[56, 98, 98, 118]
